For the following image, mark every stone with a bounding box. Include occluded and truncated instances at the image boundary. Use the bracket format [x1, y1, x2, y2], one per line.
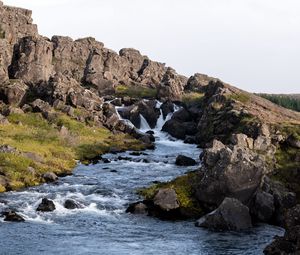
[195, 140, 265, 207]
[64, 199, 82, 210]
[0, 80, 28, 106]
[252, 191, 275, 223]
[10, 36, 53, 84]
[36, 198, 56, 212]
[157, 67, 188, 100]
[185, 73, 217, 93]
[175, 155, 197, 166]
[42, 172, 58, 183]
[287, 135, 300, 149]
[126, 202, 148, 215]
[3, 210, 25, 222]
[196, 197, 252, 231]
[153, 188, 180, 211]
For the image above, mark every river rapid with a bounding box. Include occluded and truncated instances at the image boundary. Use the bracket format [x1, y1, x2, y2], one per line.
[0, 102, 283, 255]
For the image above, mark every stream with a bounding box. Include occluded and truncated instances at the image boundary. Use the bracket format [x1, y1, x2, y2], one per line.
[0, 103, 283, 255]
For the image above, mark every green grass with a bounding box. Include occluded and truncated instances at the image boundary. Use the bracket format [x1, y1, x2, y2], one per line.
[228, 92, 250, 104]
[115, 85, 157, 98]
[182, 92, 204, 105]
[138, 171, 203, 216]
[0, 112, 144, 192]
[0, 25, 5, 39]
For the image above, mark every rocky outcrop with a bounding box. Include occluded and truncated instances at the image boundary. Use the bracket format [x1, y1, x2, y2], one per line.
[0, 79, 28, 106]
[264, 205, 300, 254]
[196, 197, 252, 231]
[185, 73, 217, 93]
[194, 139, 265, 209]
[157, 67, 188, 100]
[10, 36, 53, 84]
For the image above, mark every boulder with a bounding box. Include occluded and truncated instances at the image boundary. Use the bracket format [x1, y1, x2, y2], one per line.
[287, 134, 300, 149]
[175, 155, 197, 166]
[126, 202, 148, 215]
[0, 80, 28, 106]
[196, 197, 252, 231]
[153, 188, 179, 211]
[3, 210, 25, 222]
[252, 191, 275, 223]
[195, 140, 265, 208]
[42, 172, 58, 183]
[160, 100, 174, 119]
[64, 199, 82, 210]
[36, 198, 56, 212]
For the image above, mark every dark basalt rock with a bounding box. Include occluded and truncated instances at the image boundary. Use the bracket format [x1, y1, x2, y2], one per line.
[126, 202, 148, 215]
[175, 155, 197, 166]
[37, 198, 56, 212]
[3, 210, 25, 222]
[264, 205, 300, 254]
[64, 199, 82, 210]
[196, 197, 252, 231]
[102, 158, 111, 163]
[252, 191, 275, 223]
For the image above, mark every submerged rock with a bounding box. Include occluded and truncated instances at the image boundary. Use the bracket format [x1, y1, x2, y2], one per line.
[3, 210, 25, 222]
[37, 198, 56, 212]
[126, 202, 148, 215]
[64, 199, 82, 210]
[196, 197, 252, 231]
[175, 155, 197, 166]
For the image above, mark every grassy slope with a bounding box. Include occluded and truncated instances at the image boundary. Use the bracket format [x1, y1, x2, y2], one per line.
[0, 112, 144, 192]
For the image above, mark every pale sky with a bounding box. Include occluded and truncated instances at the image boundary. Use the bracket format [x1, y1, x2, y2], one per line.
[3, 0, 300, 93]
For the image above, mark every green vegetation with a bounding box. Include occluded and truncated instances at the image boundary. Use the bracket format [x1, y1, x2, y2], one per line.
[181, 92, 204, 105]
[258, 94, 300, 112]
[0, 25, 5, 39]
[228, 92, 250, 104]
[0, 112, 144, 192]
[139, 171, 203, 217]
[115, 85, 157, 99]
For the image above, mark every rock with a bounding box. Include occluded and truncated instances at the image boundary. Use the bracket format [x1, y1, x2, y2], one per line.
[23, 152, 44, 163]
[42, 172, 58, 183]
[175, 155, 197, 166]
[126, 202, 148, 215]
[0, 80, 28, 106]
[157, 67, 188, 100]
[153, 188, 179, 211]
[10, 36, 53, 84]
[287, 134, 300, 149]
[102, 158, 111, 163]
[64, 199, 82, 210]
[185, 73, 216, 93]
[36, 198, 56, 212]
[196, 197, 252, 231]
[3, 210, 25, 222]
[0, 113, 9, 124]
[184, 136, 196, 144]
[252, 191, 275, 223]
[160, 100, 174, 118]
[264, 205, 300, 254]
[195, 140, 265, 207]
[0, 145, 17, 153]
[110, 98, 122, 106]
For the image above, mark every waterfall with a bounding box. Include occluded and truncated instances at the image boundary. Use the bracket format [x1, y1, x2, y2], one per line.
[155, 109, 165, 130]
[139, 114, 151, 131]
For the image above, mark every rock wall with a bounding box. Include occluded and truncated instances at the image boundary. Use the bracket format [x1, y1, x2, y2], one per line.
[0, 1, 195, 99]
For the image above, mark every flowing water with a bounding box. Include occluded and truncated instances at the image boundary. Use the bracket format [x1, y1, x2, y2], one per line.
[0, 104, 283, 255]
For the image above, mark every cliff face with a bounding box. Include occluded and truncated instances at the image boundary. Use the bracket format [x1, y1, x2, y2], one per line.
[0, 0, 191, 100]
[0, 1, 38, 83]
